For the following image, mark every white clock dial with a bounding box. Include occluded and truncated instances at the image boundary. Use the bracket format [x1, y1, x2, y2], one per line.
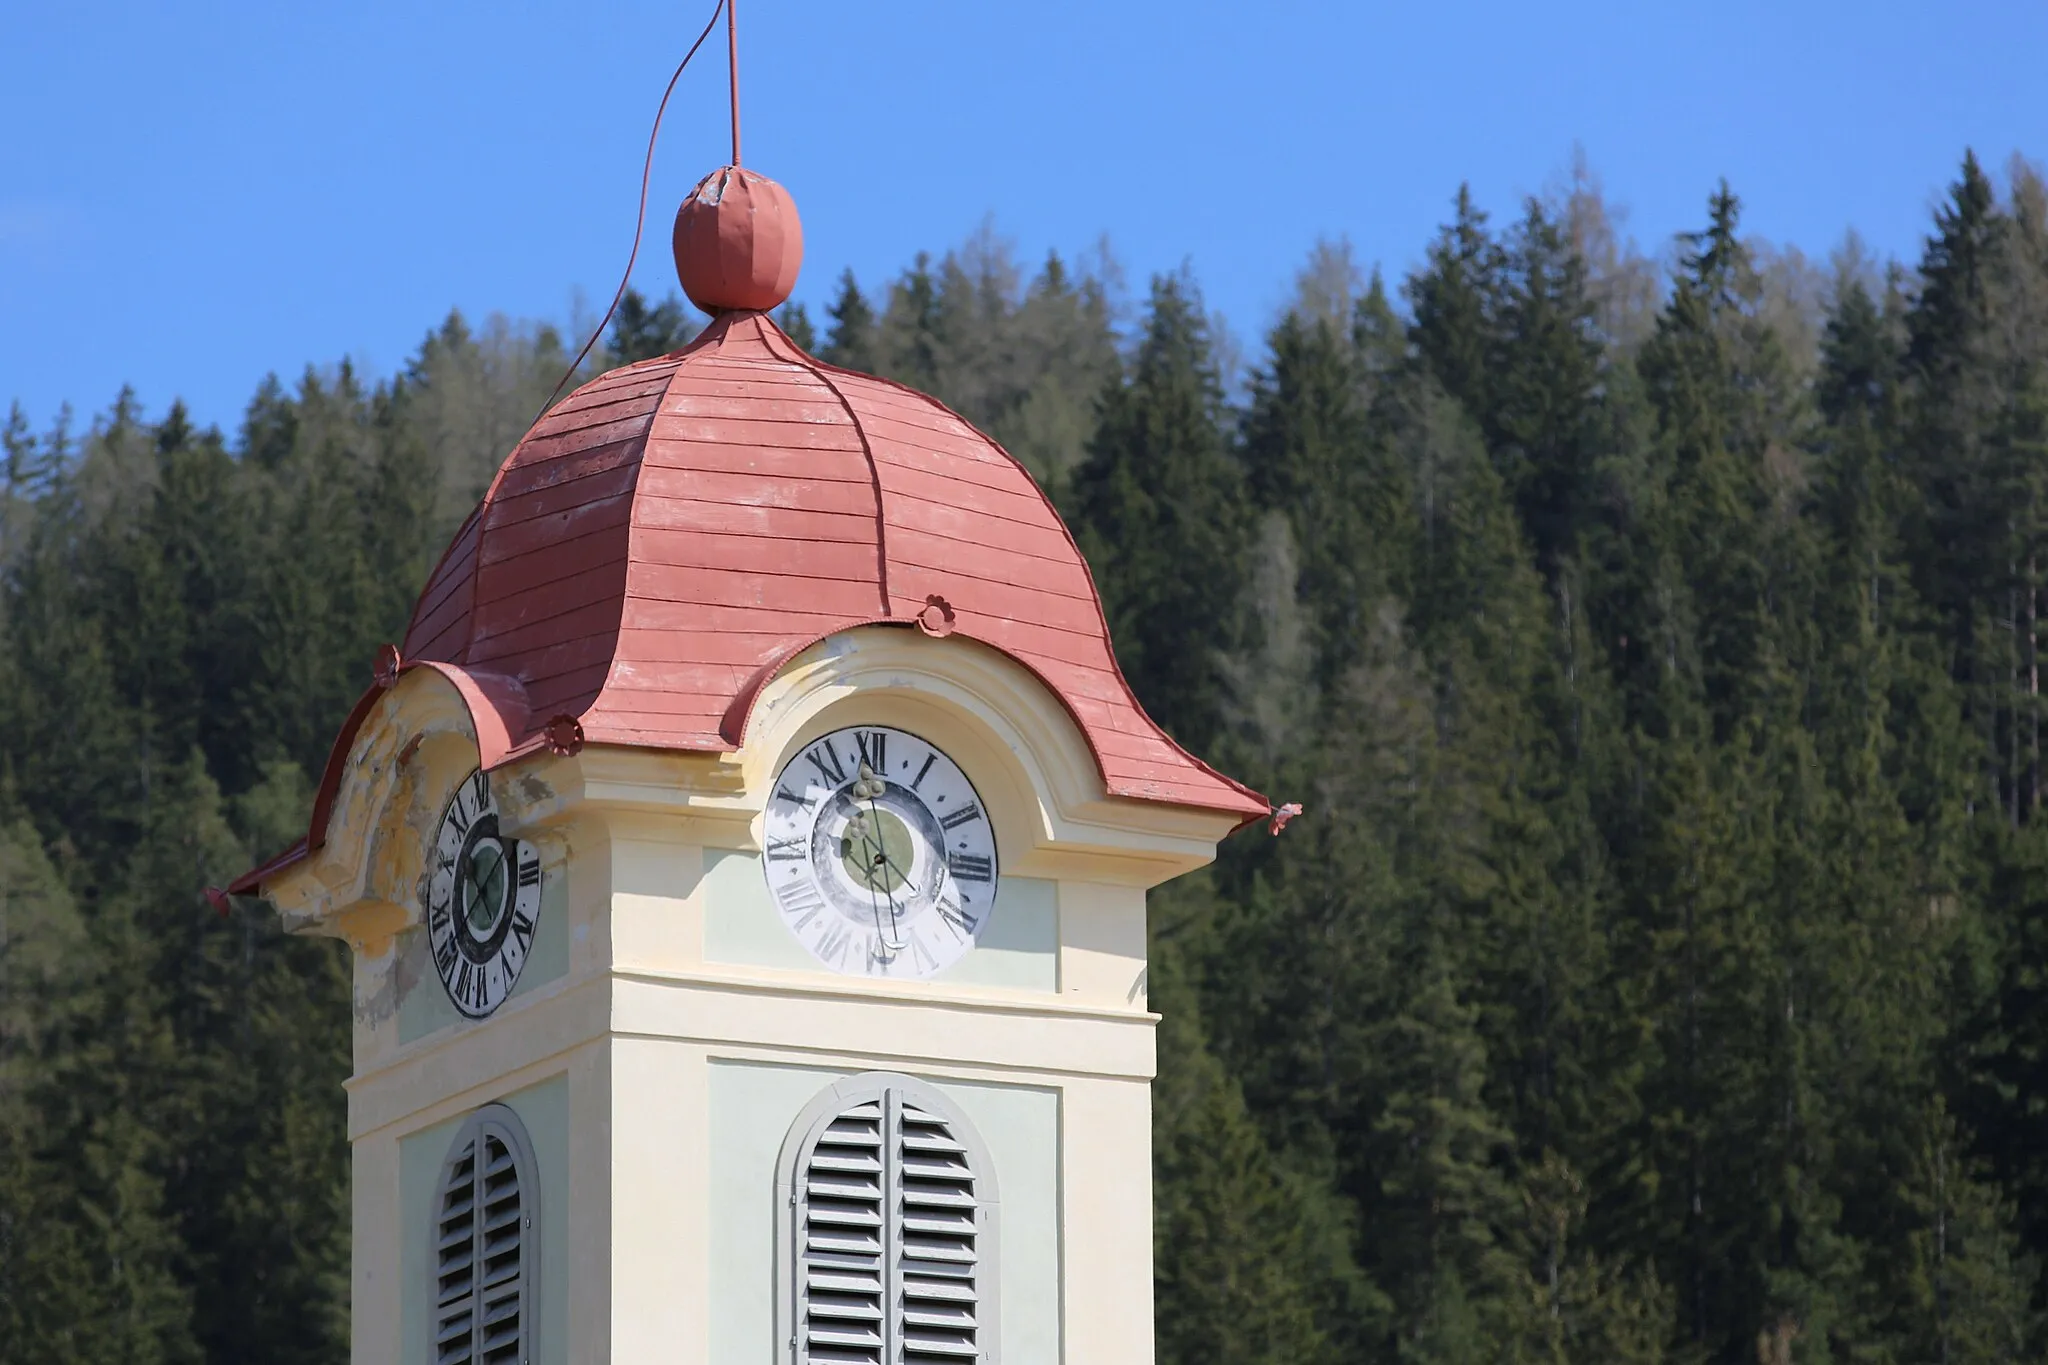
[425, 767, 542, 1018]
[762, 726, 999, 979]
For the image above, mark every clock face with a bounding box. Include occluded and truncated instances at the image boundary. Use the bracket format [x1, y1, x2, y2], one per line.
[426, 768, 543, 1019]
[762, 726, 999, 979]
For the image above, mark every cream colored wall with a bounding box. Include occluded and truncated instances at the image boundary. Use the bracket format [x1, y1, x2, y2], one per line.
[271, 628, 1231, 1365]
[703, 850, 1061, 993]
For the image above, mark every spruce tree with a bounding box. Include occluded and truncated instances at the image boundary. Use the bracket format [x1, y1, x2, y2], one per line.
[821, 268, 880, 372]
[1409, 186, 1503, 427]
[605, 286, 695, 365]
[1151, 935, 1351, 1365]
[1068, 273, 1248, 755]
[1239, 309, 1397, 678]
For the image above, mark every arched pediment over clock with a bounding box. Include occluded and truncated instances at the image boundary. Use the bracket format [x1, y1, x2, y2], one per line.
[738, 625, 1247, 885]
[258, 664, 509, 953]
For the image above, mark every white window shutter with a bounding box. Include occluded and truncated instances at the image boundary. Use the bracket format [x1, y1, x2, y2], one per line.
[433, 1105, 537, 1365]
[783, 1075, 999, 1365]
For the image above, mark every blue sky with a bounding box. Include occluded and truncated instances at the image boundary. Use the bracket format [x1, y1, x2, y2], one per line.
[3, 0, 2043, 437]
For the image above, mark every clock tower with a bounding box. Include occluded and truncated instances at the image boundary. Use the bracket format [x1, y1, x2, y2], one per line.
[232, 157, 1270, 1365]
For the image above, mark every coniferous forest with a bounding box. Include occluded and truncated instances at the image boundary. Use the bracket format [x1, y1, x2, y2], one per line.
[5, 151, 2048, 1363]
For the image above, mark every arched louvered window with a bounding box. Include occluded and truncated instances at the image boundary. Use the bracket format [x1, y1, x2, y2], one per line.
[776, 1073, 1001, 1364]
[432, 1104, 538, 1365]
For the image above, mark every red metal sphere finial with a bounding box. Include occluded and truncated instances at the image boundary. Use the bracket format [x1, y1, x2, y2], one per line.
[672, 165, 803, 316]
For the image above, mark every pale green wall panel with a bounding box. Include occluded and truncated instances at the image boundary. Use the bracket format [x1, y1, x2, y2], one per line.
[947, 1075, 1065, 1365]
[398, 1073, 569, 1365]
[708, 1058, 1061, 1363]
[703, 847, 1058, 992]
[702, 848, 811, 973]
[956, 875, 1059, 992]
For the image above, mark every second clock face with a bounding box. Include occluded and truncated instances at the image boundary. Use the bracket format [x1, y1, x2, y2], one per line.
[426, 768, 542, 1019]
[762, 725, 999, 979]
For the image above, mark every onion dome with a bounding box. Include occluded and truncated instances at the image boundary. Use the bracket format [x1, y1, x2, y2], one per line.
[230, 169, 1263, 893]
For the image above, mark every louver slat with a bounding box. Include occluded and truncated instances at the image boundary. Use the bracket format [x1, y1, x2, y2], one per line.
[436, 1135, 480, 1365]
[801, 1102, 887, 1365]
[897, 1102, 979, 1365]
[434, 1114, 530, 1365]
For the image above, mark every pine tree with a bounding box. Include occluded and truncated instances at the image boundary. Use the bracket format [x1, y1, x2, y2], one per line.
[605, 287, 695, 365]
[1901, 153, 2017, 820]
[1239, 309, 1396, 677]
[1367, 927, 1520, 1362]
[1409, 186, 1504, 427]
[775, 300, 818, 352]
[821, 268, 880, 372]
[1068, 273, 1248, 754]
[995, 250, 1119, 492]
[1151, 934, 1357, 1365]
[880, 253, 944, 393]
[1490, 201, 1605, 574]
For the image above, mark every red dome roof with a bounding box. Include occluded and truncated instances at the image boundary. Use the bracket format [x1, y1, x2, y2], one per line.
[231, 311, 1264, 892]
[409, 309, 1259, 807]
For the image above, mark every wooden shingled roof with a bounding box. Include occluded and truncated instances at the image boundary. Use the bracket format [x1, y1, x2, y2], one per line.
[230, 310, 1266, 893]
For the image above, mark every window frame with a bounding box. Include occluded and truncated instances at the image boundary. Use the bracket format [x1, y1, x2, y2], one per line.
[774, 1071, 1003, 1365]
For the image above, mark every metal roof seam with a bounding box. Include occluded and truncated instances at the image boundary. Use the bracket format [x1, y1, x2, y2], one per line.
[752, 318, 893, 615]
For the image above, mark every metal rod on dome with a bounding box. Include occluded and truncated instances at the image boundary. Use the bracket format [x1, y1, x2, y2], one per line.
[726, 0, 740, 165]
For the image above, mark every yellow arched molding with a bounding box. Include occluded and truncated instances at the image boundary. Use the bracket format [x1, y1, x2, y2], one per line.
[744, 627, 1240, 887]
[269, 667, 486, 956]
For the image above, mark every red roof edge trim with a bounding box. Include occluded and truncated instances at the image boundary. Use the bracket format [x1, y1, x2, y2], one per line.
[227, 661, 531, 897]
[769, 329, 1271, 817]
[227, 836, 310, 896]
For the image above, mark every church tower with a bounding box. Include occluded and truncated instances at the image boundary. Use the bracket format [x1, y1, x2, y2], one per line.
[232, 124, 1272, 1365]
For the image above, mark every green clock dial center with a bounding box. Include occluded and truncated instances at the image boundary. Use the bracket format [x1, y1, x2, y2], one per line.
[840, 805, 916, 895]
[462, 840, 508, 935]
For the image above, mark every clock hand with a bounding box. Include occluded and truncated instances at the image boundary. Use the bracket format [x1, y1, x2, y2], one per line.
[848, 770, 909, 952]
[847, 772, 936, 919]
[865, 866, 901, 957]
[872, 848, 921, 898]
[850, 765, 918, 885]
